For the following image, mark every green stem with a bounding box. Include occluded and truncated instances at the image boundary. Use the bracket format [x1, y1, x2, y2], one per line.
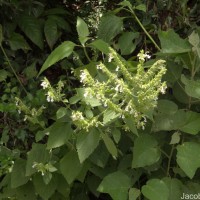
[123, 8, 161, 51]
[83, 46, 92, 62]
[166, 145, 175, 177]
[0, 45, 28, 94]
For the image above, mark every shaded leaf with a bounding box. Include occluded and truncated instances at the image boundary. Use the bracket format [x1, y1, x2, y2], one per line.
[132, 134, 160, 168]
[170, 132, 181, 145]
[18, 15, 43, 49]
[47, 122, 72, 149]
[135, 4, 146, 12]
[77, 129, 100, 163]
[97, 14, 123, 43]
[129, 188, 140, 200]
[90, 39, 110, 54]
[97, 171, 131, 200]
[38, 41, 75, 76]
[0, 24, 3, 44]
[177, 142, 200, 179]
[142, 179, 169, 200]
[60, 150, 83, 184]
[158, 29, 191, 54]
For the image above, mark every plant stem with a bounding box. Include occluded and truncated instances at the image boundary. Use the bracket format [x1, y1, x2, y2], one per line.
[0, 45, 28, 94]
[123, 8, 161, 51]
[83, 46, 92, 62]
[166, 145, 175, 177]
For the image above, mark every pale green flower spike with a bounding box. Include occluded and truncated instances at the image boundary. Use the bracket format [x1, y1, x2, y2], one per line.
[75, 48, 167, 131]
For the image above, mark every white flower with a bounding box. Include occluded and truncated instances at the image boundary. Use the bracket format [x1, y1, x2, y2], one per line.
[108, 53, 114, 62]
[46, 92, 54, 102]
[160, 85, 167, 94]
[115, 66, 120, 72]
[80, 71, 87, 83]
[97, 64, 102, 70]
[41, 79, 49, 89]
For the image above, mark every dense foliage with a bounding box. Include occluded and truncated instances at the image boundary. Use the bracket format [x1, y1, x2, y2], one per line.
[1, 0, 200, 200]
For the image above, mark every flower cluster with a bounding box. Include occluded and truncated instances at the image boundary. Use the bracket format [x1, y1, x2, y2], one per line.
[40, 77, 67, 103]
[75, 48, 167, 130]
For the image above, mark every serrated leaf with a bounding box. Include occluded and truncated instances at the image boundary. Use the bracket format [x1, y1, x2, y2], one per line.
[135, 4, 146, 12]
[77, 17, 89, 45]
[18, 15, 43, 49]
[60, 150, 83, 184]
[47, 122, 72, 149]
[90, 39, 110, 54]
[97, 171, 131, 200]
[132, 134, 160, 168]
[158, 29, 191, 54]
[177, 142, 200, 179]
[33, 174, 57, 200]
[118, 32, 139, 55]
[44, 17, 58, 49]
[8, 32, 31, 51]
[26, 144, 50, 176]
[98, 14, 123, 43]
[11, 159, 29, 188]
[124, 117, 138, 136]
[103, 110, 120, 124]
[38, 41, 75, 76]
[101, 133, 118, 159]
[181, 74, 200, 99]
[77, 129, 100, 163]
[142, 179, 169, 200]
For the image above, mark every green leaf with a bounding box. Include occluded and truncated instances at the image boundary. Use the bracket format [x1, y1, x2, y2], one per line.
[11, 159, 29, 188]
[170, 132, 181, 145]
[33, 174, 57, 200]
[124, 117, 138, 136]
[135, 4, 146, 12]
[0, 24, 3, 44]
[188, 31, 200, 47]
[177, 142, 200, 179]
[129, 188, 140, 200]
[181, 74, 200, 99]
[162, 178, 183, 200]
[97, 171, 131, 200]
[0, 69, 10, 82]
[101, 133, 118, 159]
[142, 179, 169, 200]
[158, 29, 191, 54]
[103, 110, 120, 124]
[8, 32, 31, 51]
[77, 17, 89, 45]
[112, 128, 121, 144]
[97, 14, 123, 43]
[56, 107, 68, 119]
[44, 17, 58, 49]
[157, 100, 178, 115]
[60, 150, 83, 184]
[132, 134, 160, 168]
[47, 122, 72, 149]
[26, 144, 50, 176]
[119, 1, 133, 9]
[18, 15, 43, 49]
[118, 32, 139, 55]
[90, 39, 110, 54]
[38, 41, 75, 76]
[76, 129, 100, 163]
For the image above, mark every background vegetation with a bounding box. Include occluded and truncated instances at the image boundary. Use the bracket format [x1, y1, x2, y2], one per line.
[0, 0, 200, 199]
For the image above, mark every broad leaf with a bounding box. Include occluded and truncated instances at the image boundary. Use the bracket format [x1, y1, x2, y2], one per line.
[77, 17, 89, 45]
[38, 41, 75, 76]
[135, 4, 146, 12]
[118, 32, 139, 55]
[97, 14, 123, 43]
[44, 17, 58, 49]
[26, 144, 50, 176]
[124, 117, 138, 136]
[103, 109, 120, 124]
[132, 134, 160, 168]
[18, 15, 43, 49]
[158, 29, 191, 54]
[97, 171, 131, 200]
[33, 174, 57, 200]
[142, 179, 169, 200]
[11, 159, 29, 188]
[76, 129, 100, 163]
[170, 132, 181, 145]
[60, 150, 83, 184]
[157, 100, 178, 115]
[162, 178, 183, 200]
[8, 32, 30, 51]
[90, 39, 110, 54]
[181, 74, 200, 99]
[101, 133, 118, 159]
[129, 188, 140, 200]
[177, 142, 200, 179]
[47, 122, 72, 149]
